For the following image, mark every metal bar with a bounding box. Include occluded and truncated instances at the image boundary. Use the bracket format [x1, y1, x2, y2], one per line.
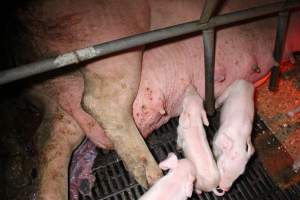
[0, 1, 299, 85]
[199, 0, 221, 116]
[269, 11, 290, 91]
[203, 29, 216, 116]
[199, 0, 220, 23]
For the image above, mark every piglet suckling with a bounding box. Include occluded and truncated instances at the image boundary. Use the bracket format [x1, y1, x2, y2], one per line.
[139, 153, 196, 200]
[213, 80, 255, 192]
[177, 85, 221, 195]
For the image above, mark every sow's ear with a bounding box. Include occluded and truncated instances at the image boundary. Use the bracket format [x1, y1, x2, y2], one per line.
[159, 153, 178, 170]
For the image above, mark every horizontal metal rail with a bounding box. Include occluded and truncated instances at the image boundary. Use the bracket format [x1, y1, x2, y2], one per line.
[0, 1, 299, 85]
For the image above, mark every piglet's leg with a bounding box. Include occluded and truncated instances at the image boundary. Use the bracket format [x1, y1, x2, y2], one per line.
[81, 51, 162, 188]
[28, 93, 84, 200]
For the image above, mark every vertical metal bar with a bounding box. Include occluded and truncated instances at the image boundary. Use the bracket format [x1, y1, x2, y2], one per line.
[199, 0, 220, 23]
[200, 0, 221, 116]
[269, 11, 290, 91]
[203, 29, 216, 116]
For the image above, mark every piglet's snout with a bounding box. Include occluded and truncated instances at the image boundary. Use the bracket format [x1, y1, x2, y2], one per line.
[213, 187, 226, 196]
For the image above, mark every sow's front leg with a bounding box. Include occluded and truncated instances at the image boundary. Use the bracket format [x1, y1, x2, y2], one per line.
[82, 51, 162, 188]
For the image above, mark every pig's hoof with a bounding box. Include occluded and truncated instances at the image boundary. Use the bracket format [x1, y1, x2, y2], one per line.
[138, 162, 163, 188]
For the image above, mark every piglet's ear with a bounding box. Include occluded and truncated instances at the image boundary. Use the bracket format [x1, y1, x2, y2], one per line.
[246, 138, 255, 157]
[179, 110, 190, 129]
[159, 153, 178, 170]
[217, 133, 233, 152]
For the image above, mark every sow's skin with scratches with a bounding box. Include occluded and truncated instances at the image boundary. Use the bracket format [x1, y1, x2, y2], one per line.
[139, 153, 196, 200]
[13, 0, 300, 199]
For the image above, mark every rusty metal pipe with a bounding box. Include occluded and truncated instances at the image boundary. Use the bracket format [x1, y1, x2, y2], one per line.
[269, 11, 290, 91]
[0, 1, 299, 85]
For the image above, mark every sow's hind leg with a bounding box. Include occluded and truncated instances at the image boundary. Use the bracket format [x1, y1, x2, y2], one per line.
[27, 90, 85, 200]
[26, 72, 111, 200]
